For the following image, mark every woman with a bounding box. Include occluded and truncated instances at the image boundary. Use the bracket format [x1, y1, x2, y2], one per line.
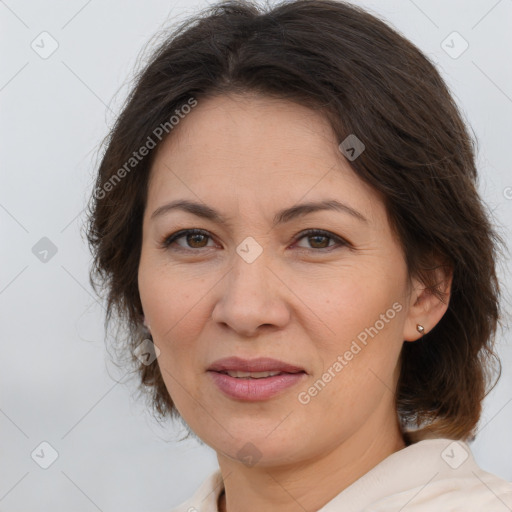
[85, 0, 512, 510]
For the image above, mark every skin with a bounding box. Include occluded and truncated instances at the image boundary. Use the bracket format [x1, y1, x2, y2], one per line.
[138, 92, 451, 512]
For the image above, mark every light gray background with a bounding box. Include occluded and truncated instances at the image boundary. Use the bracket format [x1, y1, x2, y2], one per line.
[1, 0, 511, 510]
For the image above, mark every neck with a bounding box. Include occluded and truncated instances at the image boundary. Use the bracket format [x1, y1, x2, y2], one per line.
[216, 413, 406, 512]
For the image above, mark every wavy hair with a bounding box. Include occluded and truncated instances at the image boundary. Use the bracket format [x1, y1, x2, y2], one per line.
[85, 0, 505, 441]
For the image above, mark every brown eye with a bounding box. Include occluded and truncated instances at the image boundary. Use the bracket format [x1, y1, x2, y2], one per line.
[161, 229, 215, 250]
[294, 229, 347, 251]
[186, 232, 209, 248]
[307, 234, 330, 249]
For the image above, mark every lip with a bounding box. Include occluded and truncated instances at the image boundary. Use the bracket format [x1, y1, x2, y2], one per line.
[207, 356, 306, 374]
[207, 357, 307, 401]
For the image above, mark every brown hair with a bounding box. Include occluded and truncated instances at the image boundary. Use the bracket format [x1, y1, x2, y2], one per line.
[85, 0, 505, 441]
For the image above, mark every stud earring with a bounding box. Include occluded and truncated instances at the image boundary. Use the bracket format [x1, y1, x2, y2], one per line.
[416, 324, 425, 335]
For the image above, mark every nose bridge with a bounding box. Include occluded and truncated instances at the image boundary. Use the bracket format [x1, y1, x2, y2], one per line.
[228, 237, 272, 300]
[211, 237, 290, 334]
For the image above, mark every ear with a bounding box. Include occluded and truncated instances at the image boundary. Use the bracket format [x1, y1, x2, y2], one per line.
[403, 263, 453, 342]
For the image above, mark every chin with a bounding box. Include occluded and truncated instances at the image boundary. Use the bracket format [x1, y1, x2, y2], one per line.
[208, 425, 303, 467]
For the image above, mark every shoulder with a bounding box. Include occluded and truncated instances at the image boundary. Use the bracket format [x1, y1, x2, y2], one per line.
[367, 471, 512, 511]
[366, 438, 512, 512]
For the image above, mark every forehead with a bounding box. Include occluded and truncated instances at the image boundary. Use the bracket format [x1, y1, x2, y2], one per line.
[151, 93, 339, 176]
[146, 93, 381, 224]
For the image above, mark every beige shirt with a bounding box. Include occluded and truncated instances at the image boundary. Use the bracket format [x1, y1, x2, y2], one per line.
[170, 438, 512, 511]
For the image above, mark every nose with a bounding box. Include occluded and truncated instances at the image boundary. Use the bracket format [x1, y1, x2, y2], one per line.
[210, 250, 291, 337]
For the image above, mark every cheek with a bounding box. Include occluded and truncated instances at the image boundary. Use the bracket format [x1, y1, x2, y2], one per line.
[291, 266, 401, 342]
[294, 270, 405, 400]
[139, 259, 207, 334]
[138, 268, 201, 385]
[300, 323, 403, 432]
[138, 255, 231, 403]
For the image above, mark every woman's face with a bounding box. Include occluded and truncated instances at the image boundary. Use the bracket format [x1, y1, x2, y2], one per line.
[138, 93, 416, 466]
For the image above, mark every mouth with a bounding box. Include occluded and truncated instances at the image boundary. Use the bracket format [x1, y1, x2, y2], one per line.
[207, 357, 307, 401]
[214, 369, 304, 379]
[207, 356, 307, 374]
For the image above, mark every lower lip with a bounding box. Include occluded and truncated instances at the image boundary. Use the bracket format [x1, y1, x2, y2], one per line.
[208, 371, 307, 401]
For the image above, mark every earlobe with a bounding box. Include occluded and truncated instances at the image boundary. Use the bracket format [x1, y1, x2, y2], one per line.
[403, 266, 452, 342]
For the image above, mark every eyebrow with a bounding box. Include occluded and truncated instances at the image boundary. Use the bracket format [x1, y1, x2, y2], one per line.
[150, 198, 368, 226]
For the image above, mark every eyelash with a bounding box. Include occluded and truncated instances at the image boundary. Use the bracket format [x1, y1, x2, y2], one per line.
[160, 228, 349, 253]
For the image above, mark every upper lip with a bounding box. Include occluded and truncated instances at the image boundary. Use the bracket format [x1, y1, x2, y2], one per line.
[208, 357, 306, 374]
